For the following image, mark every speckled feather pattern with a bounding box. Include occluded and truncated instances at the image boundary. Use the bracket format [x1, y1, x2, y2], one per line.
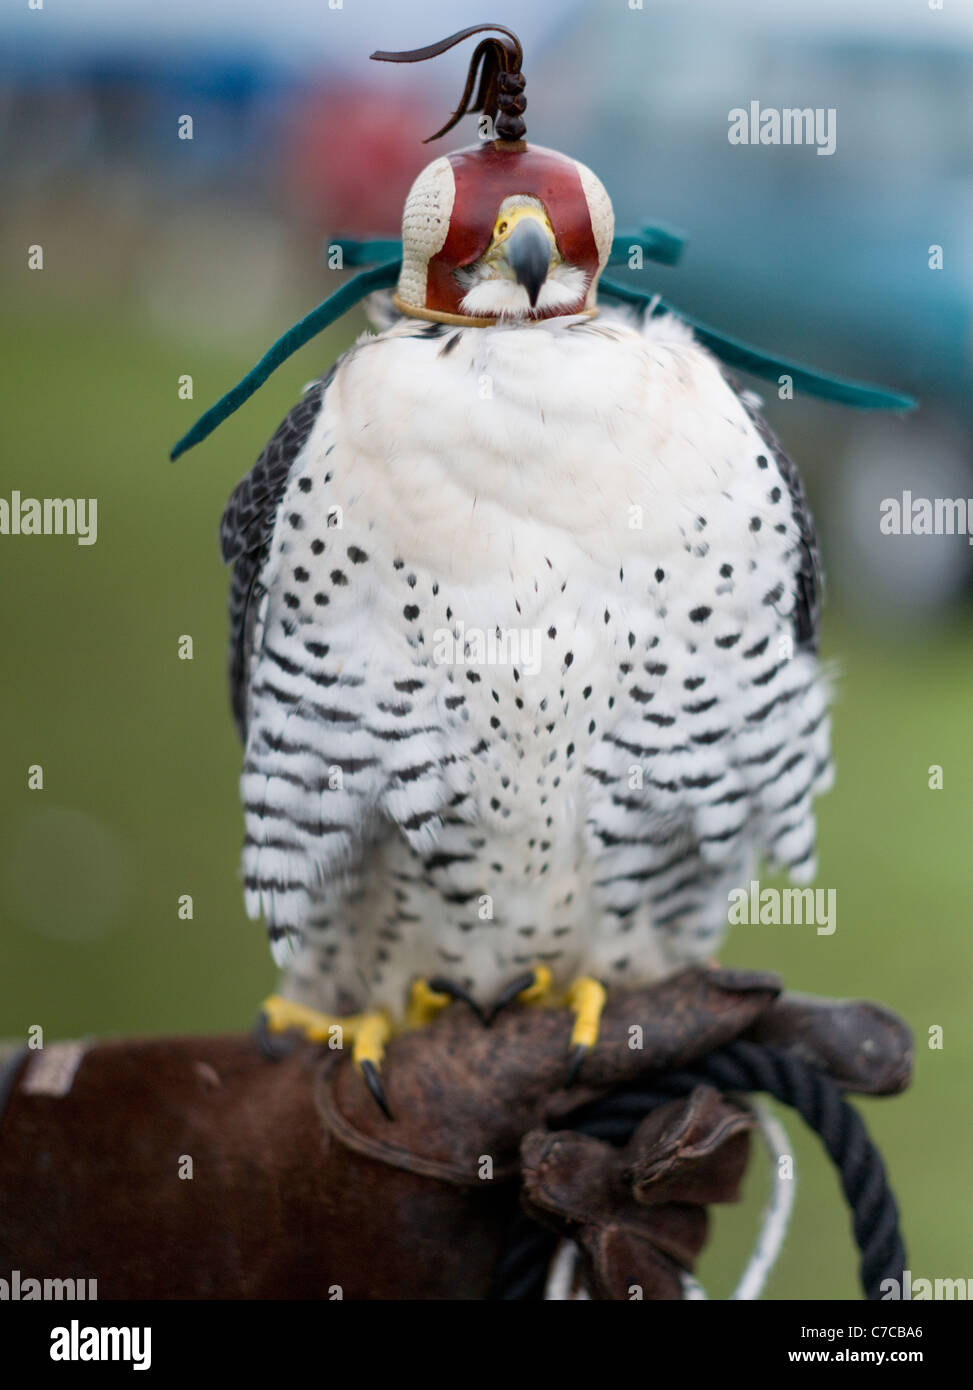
[223, 308, 832, 1019]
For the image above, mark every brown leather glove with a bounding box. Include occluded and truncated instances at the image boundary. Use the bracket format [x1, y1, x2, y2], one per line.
[0, 966, 911, 1299]
[521, 1085, 754, 1299]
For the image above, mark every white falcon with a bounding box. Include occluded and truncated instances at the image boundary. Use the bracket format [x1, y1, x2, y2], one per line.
[219, 27, 832, 1110]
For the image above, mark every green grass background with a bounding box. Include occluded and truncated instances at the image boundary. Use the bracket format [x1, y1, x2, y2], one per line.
[1, 284, 970, 1299]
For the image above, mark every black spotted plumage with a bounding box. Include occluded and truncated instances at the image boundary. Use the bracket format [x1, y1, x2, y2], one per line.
[227, 307, 832, 1025]
[220, 372, 333, 738]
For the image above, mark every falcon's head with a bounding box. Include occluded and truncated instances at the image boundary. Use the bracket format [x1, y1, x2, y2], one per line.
[393, 141, 615, 328]
[454, 195, 588, 319]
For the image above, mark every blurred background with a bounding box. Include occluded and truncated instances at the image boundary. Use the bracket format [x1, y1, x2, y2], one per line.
[1, 0, 971, 1299]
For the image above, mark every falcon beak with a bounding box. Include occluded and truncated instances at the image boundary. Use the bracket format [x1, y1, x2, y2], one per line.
[503, 216, 552, 308]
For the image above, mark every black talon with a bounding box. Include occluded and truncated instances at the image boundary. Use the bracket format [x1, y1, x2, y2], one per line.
[253, 1010, 301, 1062]
[565, 1042, 588, 1088]
[427, 976, 487, 1024]
[483, 970, 538, 1024]
[359, 1059, 394, 1121]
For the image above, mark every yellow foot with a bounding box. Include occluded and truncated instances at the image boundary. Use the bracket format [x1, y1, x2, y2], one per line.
[352, 1011, 393, 1119]
[564, 976, 607, 1085]
[405, 978, 453, 1028]
[260, 993, 363, 1044]
[482, 964, 553, 1022]
[517, 964, 553, 1005]
[415, 975, 487, 1023]
[259, 995, 393, 1118]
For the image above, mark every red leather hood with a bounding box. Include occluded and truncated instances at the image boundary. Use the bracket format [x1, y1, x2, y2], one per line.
[425, 142, 601, 318]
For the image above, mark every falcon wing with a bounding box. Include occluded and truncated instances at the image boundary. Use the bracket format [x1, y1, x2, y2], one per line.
[220, 368, 336, 739]
[726, 372, 822, 653]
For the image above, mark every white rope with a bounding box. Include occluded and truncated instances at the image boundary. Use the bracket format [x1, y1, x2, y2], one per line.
[546, 1099, 795, 1302]
[730, 1098, 795, 1301]
[544, 1239, 590, 1300]
[680, 1272, 708, 1300]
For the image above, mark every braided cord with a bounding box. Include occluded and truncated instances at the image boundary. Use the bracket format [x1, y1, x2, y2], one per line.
[494, 1040, 906, 1301]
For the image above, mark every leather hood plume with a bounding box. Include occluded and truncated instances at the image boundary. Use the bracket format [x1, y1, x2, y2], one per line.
[371, 23, 527, 145]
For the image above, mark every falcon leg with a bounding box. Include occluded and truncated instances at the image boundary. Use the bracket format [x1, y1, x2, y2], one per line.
[564, 977, 607, 1085]
[258, 993, 359, 1044]
[406, 977, 454, 1027]
[258, 995, 393, 1117]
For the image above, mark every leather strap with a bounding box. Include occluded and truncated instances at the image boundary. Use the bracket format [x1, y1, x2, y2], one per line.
[314, 1055, 521, 1185]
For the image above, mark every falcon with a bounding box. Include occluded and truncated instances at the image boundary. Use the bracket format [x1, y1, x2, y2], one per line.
[219, 26, 832, 1113]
